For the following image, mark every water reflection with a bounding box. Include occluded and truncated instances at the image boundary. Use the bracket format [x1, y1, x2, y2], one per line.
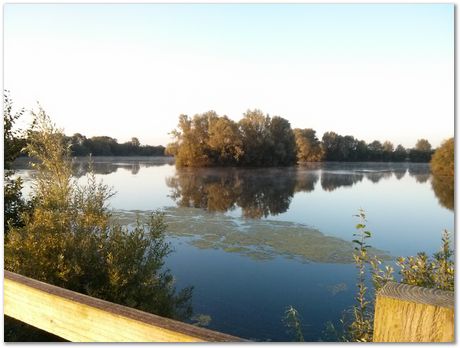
[166, 168, 316, 218]
[408, 164, 431, 183]
[13, 156, 174, 177]
[165, 163, 439, 218]
[431, 175, 454, 211]
[393, 167, 407, 180]
[321, 172, 363, 191]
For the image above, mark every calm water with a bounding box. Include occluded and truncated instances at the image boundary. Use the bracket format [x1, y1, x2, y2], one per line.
[14, 157, 454, 341]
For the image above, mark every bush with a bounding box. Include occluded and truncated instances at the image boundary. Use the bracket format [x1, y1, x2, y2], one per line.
[4, 108, 192, 341]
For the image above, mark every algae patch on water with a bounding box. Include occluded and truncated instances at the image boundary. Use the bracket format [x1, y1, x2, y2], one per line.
[111, 207, 391, 264]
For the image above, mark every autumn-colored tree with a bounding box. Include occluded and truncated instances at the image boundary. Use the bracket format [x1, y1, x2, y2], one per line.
[382, 141, 394, 161]
[208, 115, 243, 165]
[415, 138, 432, 152]
[409, 138, 433, 162]
[168, 113, 211, 167]
[430, 137, 454, 210]
[238, 109, 272, 166]
[294, 128, 324, 162]
[431, 138, 454, 177]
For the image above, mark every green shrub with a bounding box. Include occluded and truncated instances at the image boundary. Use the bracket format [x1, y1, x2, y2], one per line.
[5, 108, 192, 341]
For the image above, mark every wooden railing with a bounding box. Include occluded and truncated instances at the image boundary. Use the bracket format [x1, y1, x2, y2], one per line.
[4, 272, 455, 342]
[4, 271, 244, 342]
[373, 281, 454, 342]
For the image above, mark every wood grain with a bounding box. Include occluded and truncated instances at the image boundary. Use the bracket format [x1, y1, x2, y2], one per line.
[4, 270, 244, 342]
[373, 281, 454, 342]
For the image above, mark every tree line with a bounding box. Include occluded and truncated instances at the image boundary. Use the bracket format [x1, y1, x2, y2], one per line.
[66, 133, 165, 156]
[166, 110, 435, 167]
[15, 132, 166, 157]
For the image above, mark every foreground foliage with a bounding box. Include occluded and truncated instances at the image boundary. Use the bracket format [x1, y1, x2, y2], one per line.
[285, 210, 454, 342]
[346, 211, 454, 342]
[4, 109, 192, 341]
[4, 92, 29, 234]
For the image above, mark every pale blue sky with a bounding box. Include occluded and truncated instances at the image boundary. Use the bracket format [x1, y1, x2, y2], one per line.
[4, 4, 454, 147]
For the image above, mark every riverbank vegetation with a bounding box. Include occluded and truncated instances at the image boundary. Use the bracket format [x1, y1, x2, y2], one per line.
[3, 100, 192, 341]
[430, 137, 454, 211]
[66, 133, 165, 156]
[285, 210, 454, 342]
[166, 110, 435, 167]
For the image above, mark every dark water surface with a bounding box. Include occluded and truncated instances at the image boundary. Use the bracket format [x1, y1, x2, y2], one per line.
[13, 157, 454, 341]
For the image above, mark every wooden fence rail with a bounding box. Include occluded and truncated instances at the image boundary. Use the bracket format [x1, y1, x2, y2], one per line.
[373, 281, 454, 342]
[4, 271, 244, 342]
[4, 272, 455, 342]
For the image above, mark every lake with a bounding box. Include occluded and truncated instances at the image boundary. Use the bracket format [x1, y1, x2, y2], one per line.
[13, 157, 454, 341]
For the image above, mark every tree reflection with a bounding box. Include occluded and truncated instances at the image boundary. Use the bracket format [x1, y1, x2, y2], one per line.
[364, 171, 392, 183]
[321, 172, 364, 191]
[166, 164, 436, 216]
[431, 175, 454, 211]
[166, 168, 319, 218]
[408, 165, 431, 183]
[71, 158, 171, 177]
[393, 168, 407, 180]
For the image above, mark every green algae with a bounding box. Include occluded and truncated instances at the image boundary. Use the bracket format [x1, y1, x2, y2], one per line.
[111, 207, 392, 264]
[325, 282, 348, 296]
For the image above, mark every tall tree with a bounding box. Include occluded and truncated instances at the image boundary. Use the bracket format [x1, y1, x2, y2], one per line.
[238, 109, 272, 166]
[368, 140, 383, 161]
[415, 139, 432, 152]
[294, 128, 323, 162]
[382, 141, 394, 161]
[393, 144, 407, 162]
[268, 116, 297, 166]
[4, 91, 28, 234]
[322, 131, 341, 161]
[431, 138, 454, 177]
[409, 139, 433, 162]
[207, 115, 243, 165]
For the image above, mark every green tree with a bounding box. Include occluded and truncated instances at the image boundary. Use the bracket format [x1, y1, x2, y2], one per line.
[69, 133, 90, 156]
[4, 91, 28, 234]
[393, 144, 407, 162]
[207, 115, 243, 165]
[355, 140, 369, 161]
[367, 140, 383, 161]
[131, 137, 140, 147]
[268, 116, 297, 166]
[5, 108, 193, 341]
[322, 131, 341, 161]
[382, 141, 394, 161]
[238, 109, 272, 166]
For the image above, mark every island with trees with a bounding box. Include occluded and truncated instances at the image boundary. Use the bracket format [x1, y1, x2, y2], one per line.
[166, 110, 435, 167]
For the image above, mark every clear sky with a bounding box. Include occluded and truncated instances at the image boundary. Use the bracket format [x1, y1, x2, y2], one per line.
[4, 3, 454, 148]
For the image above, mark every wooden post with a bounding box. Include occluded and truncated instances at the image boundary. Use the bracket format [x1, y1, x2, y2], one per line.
[373, 281, 454, 342]
[4, 271, 244, 342]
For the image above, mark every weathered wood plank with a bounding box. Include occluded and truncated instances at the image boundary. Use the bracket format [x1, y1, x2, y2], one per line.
[373, 282, 454, 342]
[4, 271, 244, 342]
